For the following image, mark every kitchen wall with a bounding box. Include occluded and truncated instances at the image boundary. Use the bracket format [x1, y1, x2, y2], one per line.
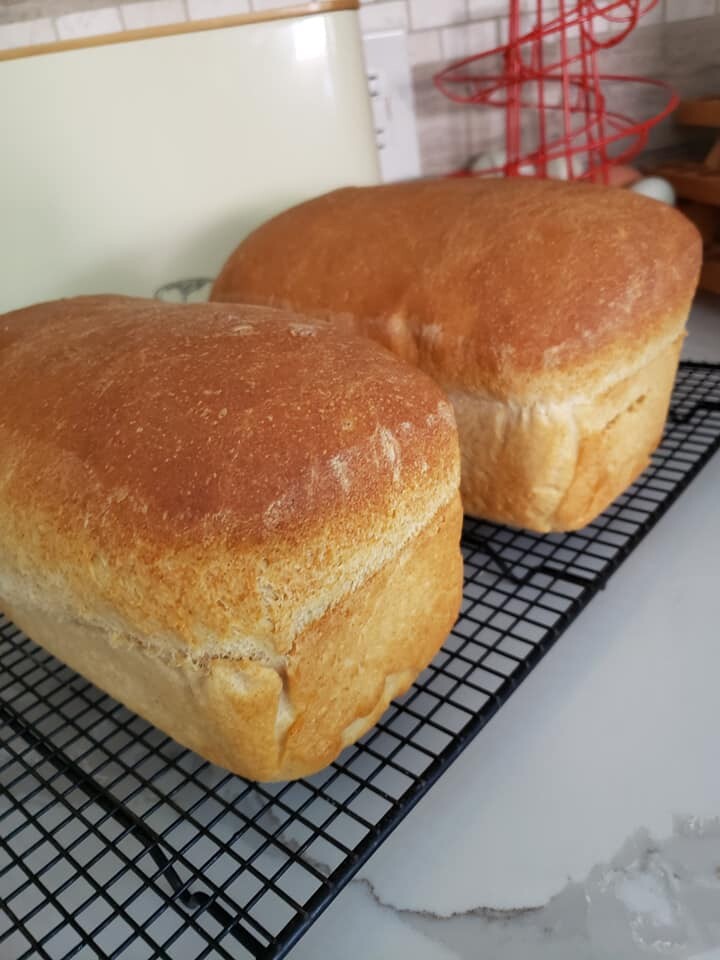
[378, 0, 720, 175]
[2, 0, 719, 176]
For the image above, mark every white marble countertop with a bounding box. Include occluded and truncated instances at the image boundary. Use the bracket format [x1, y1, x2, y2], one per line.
[289, 294, 720, 960]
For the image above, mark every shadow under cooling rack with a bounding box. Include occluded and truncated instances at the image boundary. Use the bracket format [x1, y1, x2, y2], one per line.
[2, 361, 720, 960]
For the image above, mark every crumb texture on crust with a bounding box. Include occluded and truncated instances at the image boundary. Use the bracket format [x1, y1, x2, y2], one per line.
[211, 179, 699, 531]
[0, 496, 463, 781]
[0, 296, 460, 658]
[452, 333, 683, 531]
[211, 178, 702, 402]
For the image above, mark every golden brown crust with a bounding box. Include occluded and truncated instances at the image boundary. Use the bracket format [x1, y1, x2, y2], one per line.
[1, 496, 462, 781]
[211, 178, 700, 529]
[0, 296, 459, 653]
[282, 497, 462, 777]
[451, 333, 683, 531]
[211, 178, 702, 402]
[0, 294, 462, 779]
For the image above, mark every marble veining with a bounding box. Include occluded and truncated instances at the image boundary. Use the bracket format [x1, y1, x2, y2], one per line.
[329, 818, 720, 960]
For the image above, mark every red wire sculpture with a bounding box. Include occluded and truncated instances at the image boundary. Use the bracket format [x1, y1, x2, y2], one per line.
[434, 0, 678, 182]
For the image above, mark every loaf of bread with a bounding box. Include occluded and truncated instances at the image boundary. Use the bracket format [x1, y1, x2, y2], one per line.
[211, 178, 702, 531]
[0, 296, 462, 781]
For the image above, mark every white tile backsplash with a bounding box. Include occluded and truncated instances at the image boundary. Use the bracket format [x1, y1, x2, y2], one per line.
[119, 0, 185, 29]
[441, 17, 496, 60]
[408, 0, 467, 31]
[439, 22, 470, 59]
[468, 16, 499, 49]
[407, 27, 442, 65]
[359, 0, 408, 32]
[186, 0, 249, 18]
[468, 0, 508, 16]
[415, 106, 470, 176]
[468, 103, 507, 155]
[248, 0, 298, 9]
[0, 16, 56, 47]
[55, 7, 123, 39]
[665, 0, 715, 21]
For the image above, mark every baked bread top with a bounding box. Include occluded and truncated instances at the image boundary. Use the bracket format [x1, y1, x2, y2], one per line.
[0, 296, 459, 659]
[211, 178, 702, 402]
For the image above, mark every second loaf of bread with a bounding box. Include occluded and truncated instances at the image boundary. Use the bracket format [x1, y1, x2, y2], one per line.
[211, 178, 702, 531]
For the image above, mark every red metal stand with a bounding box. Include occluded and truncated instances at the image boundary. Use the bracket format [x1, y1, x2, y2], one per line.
[434, 0, 678, 182]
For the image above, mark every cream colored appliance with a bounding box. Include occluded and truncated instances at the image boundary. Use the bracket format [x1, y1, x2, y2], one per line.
[0, 2, 379, 313]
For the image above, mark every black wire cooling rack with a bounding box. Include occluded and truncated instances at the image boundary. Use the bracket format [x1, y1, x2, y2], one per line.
[2, 361, 720, 960]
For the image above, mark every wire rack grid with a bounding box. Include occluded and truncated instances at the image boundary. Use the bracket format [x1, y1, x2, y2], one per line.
[1, 361, 719, 960]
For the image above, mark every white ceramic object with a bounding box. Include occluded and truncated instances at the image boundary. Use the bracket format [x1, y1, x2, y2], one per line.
[0, 4, 379, 313]
[630, 175, 677, 206]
